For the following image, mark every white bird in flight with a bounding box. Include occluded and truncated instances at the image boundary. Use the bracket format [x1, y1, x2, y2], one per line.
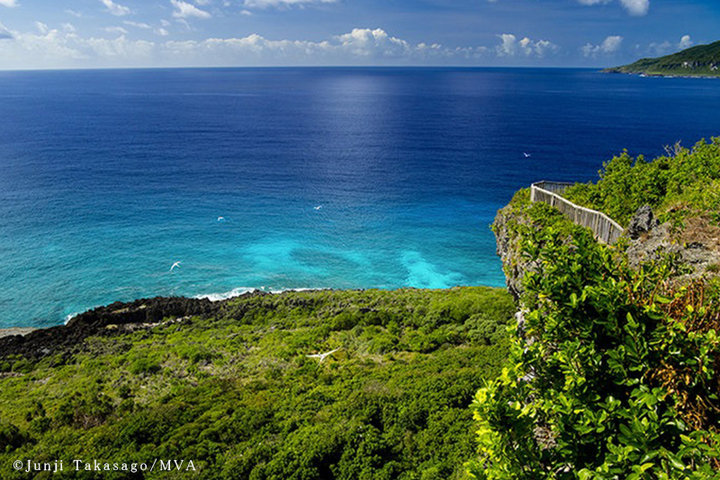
[523, 152, 532, 158]
[314, 205, 322, 211]
[306, 348, 341, 362]
[170, 261, 181, 272]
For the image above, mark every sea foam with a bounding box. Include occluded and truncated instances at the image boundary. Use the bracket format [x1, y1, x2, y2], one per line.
[193, 286, 325, 302]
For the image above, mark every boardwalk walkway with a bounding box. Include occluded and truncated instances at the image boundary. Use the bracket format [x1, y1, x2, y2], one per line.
[530, 181, 624, 244]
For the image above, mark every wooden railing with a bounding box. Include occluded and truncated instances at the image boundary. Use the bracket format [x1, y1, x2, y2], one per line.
[530, 181, 624, 244]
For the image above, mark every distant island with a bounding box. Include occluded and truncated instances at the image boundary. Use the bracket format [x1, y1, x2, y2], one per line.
[605, 39, 720, 77]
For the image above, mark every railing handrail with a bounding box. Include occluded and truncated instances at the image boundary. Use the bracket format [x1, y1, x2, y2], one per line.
[530, 182, 624, 244]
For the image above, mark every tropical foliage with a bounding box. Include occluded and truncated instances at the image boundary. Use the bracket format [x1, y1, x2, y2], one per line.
[470, 151, 720, 478]
[563, 137, 720, 226]
[0, 288, 514, 480]
[606, 40, 720, 77]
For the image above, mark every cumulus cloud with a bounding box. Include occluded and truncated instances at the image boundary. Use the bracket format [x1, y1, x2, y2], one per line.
[619, 0, 649, 15]
[0, 26, 552, 69]
[582, 35, 623, 57]
[171, 0, 211, 18]
[648, 35, 693, 56]
[577, 0, 649, 16]
[0, 21, 160, 69]
[100, 0, 131, 16]
[243, 0, 336, 8]
[0, 0, 17, 7]
[678, 34, 693, 50]
[496, 34, 558, 57]
[335, 28, 410, 57]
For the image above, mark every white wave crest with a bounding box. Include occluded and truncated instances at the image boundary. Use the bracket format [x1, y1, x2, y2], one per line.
[194, 286, 327, 302]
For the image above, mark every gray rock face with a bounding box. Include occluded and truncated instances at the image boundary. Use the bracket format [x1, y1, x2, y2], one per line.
[627, 205, 659, 239]
[492, 205, 541, 300]
[626, 221, 720, 281]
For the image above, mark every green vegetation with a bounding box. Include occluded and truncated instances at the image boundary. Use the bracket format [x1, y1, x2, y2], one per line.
[563, 138, 720, 226]
[0, 288, 515, 479]
[605, 40, 720, 77]
[471, 142, 720, 478]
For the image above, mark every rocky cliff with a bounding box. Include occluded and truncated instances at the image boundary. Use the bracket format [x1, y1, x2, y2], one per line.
[493, 200, 720, 302]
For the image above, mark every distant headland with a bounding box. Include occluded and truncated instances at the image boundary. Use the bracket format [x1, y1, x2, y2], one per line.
[605, 39, 720, 77]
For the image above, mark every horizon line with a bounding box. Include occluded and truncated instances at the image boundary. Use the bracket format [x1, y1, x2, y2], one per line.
[0, 65, 609, 73]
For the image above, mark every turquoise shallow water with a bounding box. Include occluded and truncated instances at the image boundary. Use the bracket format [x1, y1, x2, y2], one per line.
[1, 68, 719, 327]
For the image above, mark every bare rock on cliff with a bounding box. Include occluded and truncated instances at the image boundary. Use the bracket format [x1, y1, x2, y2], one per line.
[626, 216, 720, 281]
[627, 205, 659, 239]
[492, 205, 543, 301]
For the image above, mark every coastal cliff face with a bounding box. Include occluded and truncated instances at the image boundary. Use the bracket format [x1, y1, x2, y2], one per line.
[473, 185, 720, 478]
[491, 202, 538, 301]
[493, 200, 720, 302]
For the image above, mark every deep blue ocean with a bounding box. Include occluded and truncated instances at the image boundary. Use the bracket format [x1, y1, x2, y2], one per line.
[1, 68, 719, 327]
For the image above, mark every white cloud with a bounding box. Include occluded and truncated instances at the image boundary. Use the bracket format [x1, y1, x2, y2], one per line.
[619, 0, 649, 16]
[496, 34, 558, 57]
[100, 0, 131, 16]
[105, 26, 129, 35]
[582, 35, 623, 57]
[648, 35, 694, 56]
[171, 0, 212, 18]
[0, 0, 18, 7]
[159, 28, 494, 65]
[243, 0, 336, 8]
[678, 34, 693, 50]
[84, 36, 154, 59]
[124, 21, 152, 29]
[240, 9, 253, 15]
[65, 9, 83, 18]
[0, 22, 12, 39]
[648, 40, 671, 56]
[35, 22, 49, 34]
[577, 0, 649, 16]
[0, 26, 559, 69]
[123, 20, 169, 36]
[0, 25, 88, 66]
[335, 28, 410, 57]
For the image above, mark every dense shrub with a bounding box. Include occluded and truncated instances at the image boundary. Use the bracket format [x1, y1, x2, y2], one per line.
[471, 191, 720, 479]
[563, 137, 720, 226]
[0, 288, 514, 479]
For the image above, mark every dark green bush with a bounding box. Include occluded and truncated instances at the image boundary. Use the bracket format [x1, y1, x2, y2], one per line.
[471, 203, 720, 479]
[564, 138, 720, 226]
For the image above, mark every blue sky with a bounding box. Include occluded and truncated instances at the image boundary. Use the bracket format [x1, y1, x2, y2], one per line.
[0, 0, 716, 69]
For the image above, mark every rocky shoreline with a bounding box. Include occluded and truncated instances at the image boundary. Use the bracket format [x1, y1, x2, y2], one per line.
[0, 296, 225, 360]
[0, 328, 36, 340]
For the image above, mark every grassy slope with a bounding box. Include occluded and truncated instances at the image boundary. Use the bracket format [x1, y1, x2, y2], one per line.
[605, 40, 720, 77]
[0, 287, 514, 480]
